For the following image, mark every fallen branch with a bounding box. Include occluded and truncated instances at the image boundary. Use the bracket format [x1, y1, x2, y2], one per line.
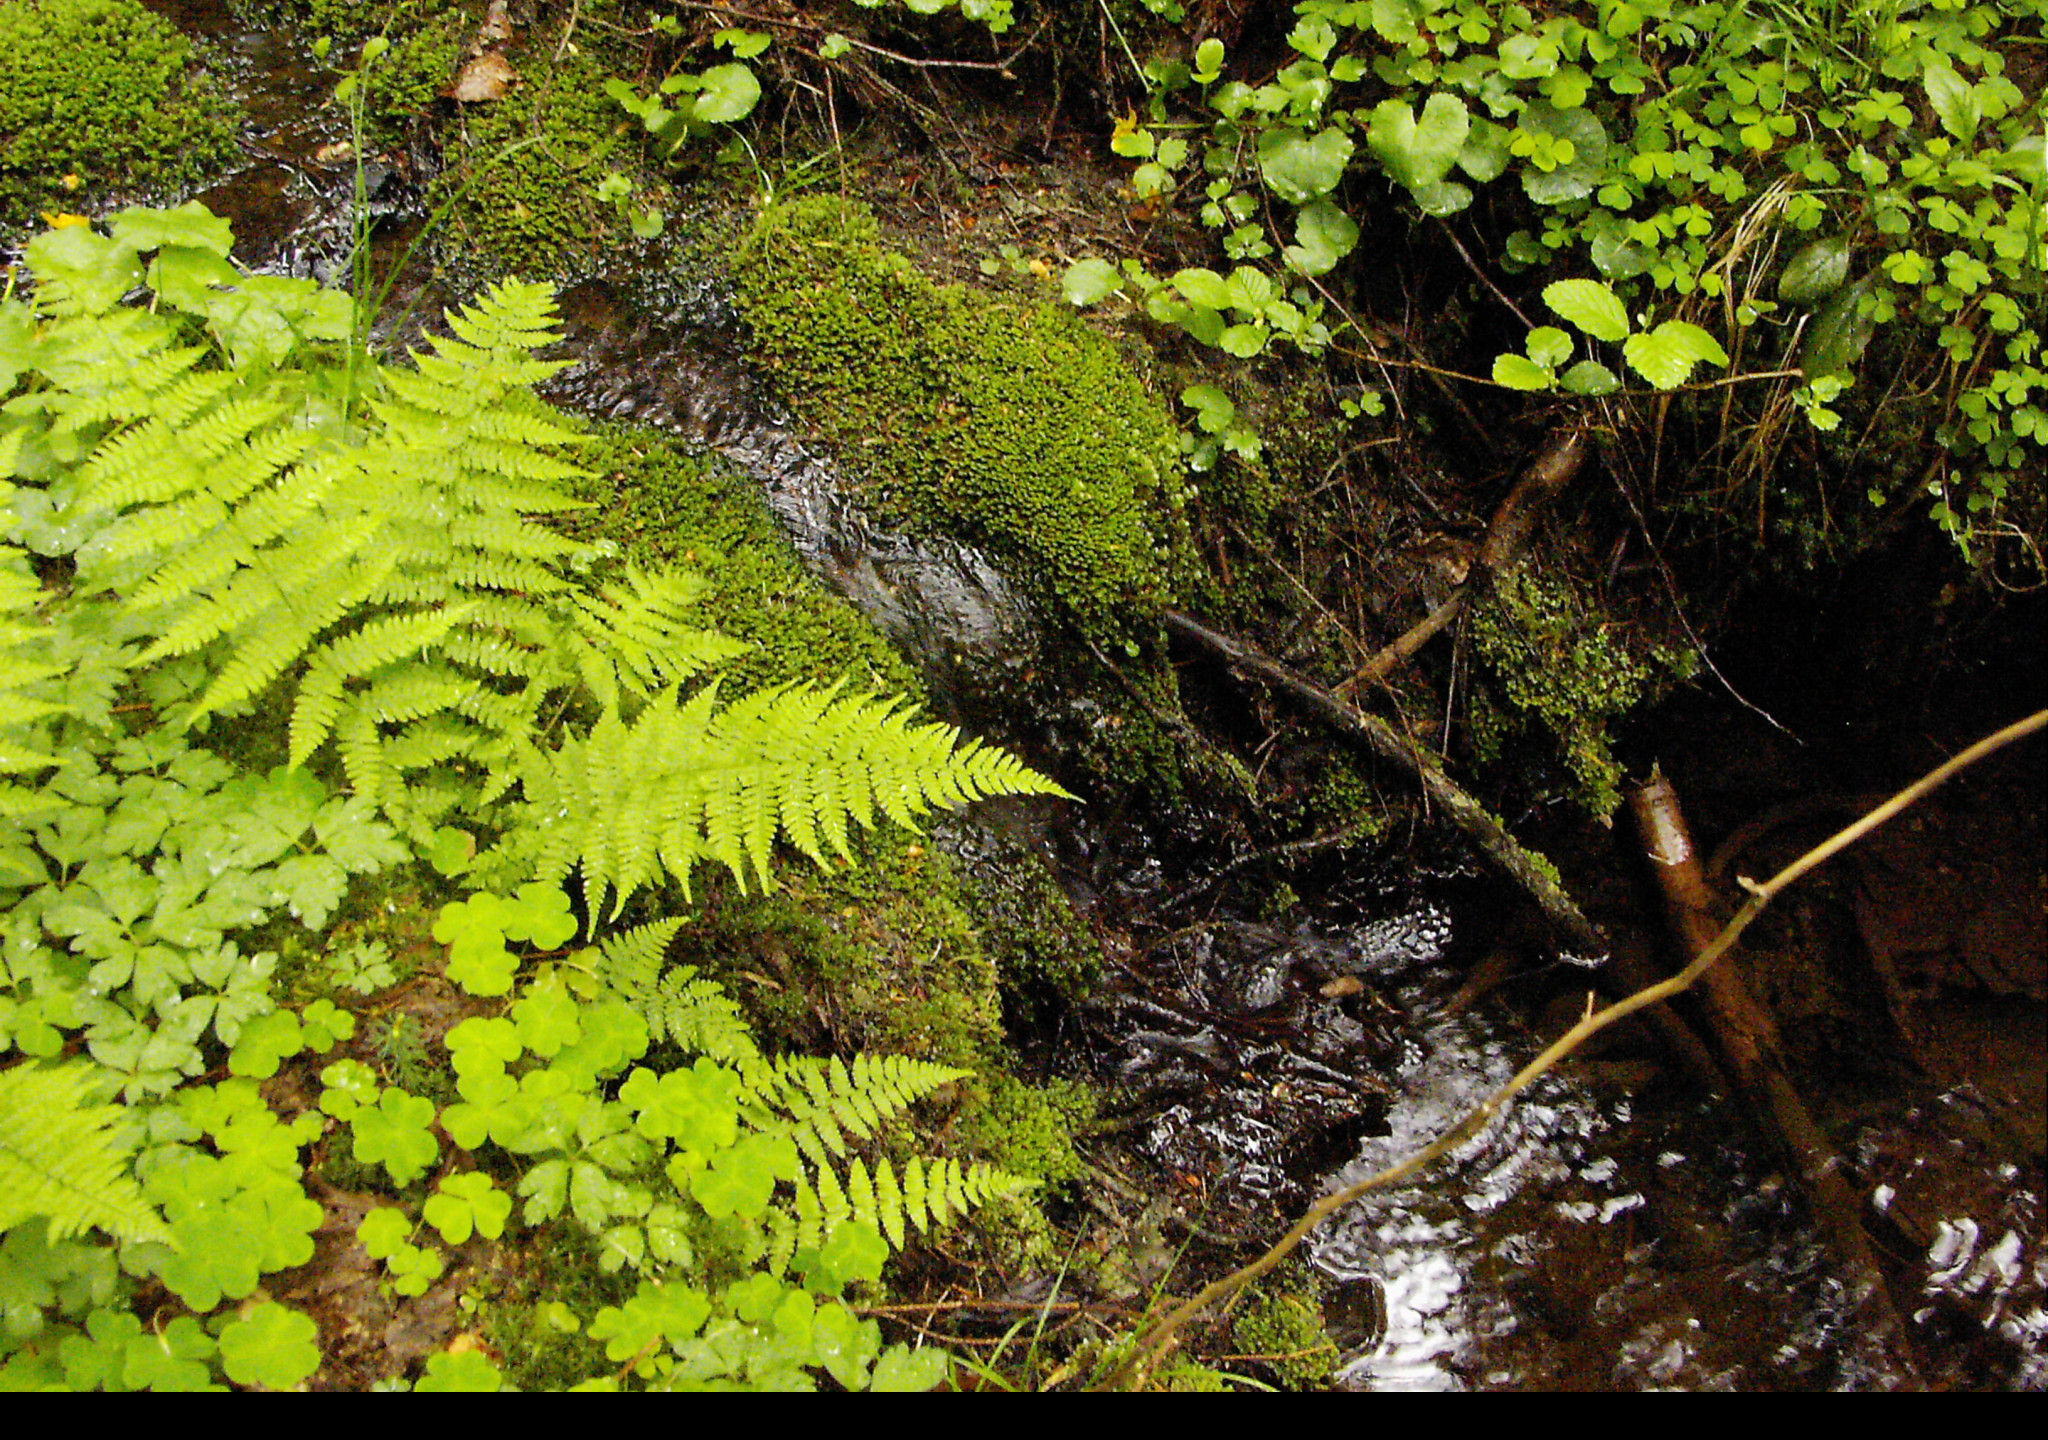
[1162, 609, 1605, 956]
[1097, 708, 2048, 1390]
[1630, 768, 1922, 1383]
[1339, 424, 1590, 696]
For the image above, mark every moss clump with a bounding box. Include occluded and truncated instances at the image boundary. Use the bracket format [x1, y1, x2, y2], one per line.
[0, 0, 240, 228]
[730, 198, 1187, 640]
[1470, 568, 1691, 820]
[563, 427, 920, 697]
[682, 836, 1007, 1067]
[949, 824, 1101, 1006]
[1229, 1267, 1336, 1389]
[431, 52, 639, 282]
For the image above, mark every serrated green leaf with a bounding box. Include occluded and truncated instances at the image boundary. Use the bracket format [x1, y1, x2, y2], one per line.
[1543, 279, 1631, 342]
[1061, 258, 1121, 306]
[1622, 321, 1730, 389]
[1526, 326, 1574, 368]
[1492, 353, 1557, 390]
[1560, 360, 1622, 395]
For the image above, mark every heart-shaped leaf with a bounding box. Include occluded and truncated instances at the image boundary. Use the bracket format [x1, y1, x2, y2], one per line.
[1283, 198, 1360, 276]
[1258, 126, 1355, 203]
[1368, 93, 1470, 195]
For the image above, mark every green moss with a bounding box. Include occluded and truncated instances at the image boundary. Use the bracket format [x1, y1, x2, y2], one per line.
[730, 198, 1188, 641]
[682, 835, 1006, 1067]
[431, 52, 640, 283]
[1470, 569, 1690, 820]
[1228, 1266, 1336, 1390]
[564, 426, 920, 697]
[952, 826, 1101, 1004]
[0, 0, 240, 229]
[950, 1071, 1094, 1190]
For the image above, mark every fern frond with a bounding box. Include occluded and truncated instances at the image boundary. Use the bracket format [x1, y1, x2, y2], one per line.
[0, 1063, 173, 1246]
[523, 683, 1069, 917]
[747, 1054, 972, 1173]
[781, 1155, 1032, 1258]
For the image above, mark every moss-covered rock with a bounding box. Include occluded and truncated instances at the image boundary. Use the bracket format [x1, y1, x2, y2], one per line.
[0, 0, 240, 229]
[563, 426, 919, 697]
[730, 197, 1188, 641]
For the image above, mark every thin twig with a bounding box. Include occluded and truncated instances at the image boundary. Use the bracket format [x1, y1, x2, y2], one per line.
[1098, 708, 2048, 1389]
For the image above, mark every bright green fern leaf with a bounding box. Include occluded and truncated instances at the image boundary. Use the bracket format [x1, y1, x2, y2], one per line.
[0, 1063, 174, 1246]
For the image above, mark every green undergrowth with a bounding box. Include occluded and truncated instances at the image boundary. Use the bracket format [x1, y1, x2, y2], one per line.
[0, 0, 240, 230]
[0, 201, 1083, 1389]
[430, 51, 650, 284]
[559, 423, 1093, 1250]
[729, 197, 1191, 643]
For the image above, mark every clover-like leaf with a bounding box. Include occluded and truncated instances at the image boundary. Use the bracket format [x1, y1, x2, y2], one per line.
[349, 1087, 441, 1186]
[298, 998, 355, 1053]
[446, 1015, 523, 1077]
[417, 1348, 504, 1392]
[808, 1300, 880, 1390]
[589, 1281, 713, 1362]
[423, 1172, 513, 1244]
[227, 1009, 303, 1080]
[511, 986, 581, 1058]
[356, 1206, 414, 1261]
[871, 1344, 951, 1392]
[217, 1303, 320, 1390]
[684, 1133, 800, 1220]
[620, 1060, 741, 1148]
[319, 1058, 378, 1120]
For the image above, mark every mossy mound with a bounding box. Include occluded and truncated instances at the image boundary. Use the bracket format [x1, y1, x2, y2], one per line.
[730, 197, 1188, 641]
[0, 0, 240, 229]
[563, 426, 919, 697]
[431, 52, 644, 283]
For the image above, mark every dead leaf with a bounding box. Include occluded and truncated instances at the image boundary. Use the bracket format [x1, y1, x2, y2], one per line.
[445, 51, 518, 104]
[475, 0, 513, 48]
